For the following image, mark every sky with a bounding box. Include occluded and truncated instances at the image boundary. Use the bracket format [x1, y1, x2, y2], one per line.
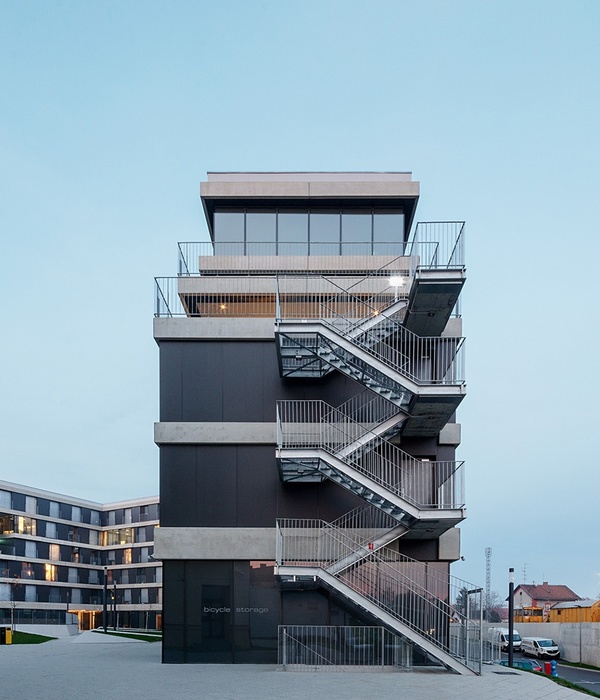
[1, 0, 599, 599]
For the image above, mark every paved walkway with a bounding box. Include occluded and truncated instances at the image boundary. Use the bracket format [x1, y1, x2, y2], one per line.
[0, 632, 588, 699]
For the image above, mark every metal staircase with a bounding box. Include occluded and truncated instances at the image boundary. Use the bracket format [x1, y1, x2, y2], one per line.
[275, 275, 465, 437]
[276, 515, 482, 675]
[277, 398, 465, 535]
[272, 223, 478, 673]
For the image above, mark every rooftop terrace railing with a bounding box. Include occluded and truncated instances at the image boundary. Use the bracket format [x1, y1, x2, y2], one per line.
[407, 222, 465, 269]
[177, 241, 413, 277]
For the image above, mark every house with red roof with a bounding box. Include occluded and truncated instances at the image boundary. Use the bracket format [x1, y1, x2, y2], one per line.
[513, 582, 581, 621]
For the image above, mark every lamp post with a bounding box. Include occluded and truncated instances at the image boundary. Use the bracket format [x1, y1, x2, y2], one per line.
[102, 566, 108, 633]
[112, 582, 117, 631]
[508, 568, 515, 667]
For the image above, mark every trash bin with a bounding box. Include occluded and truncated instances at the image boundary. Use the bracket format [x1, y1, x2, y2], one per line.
[544, 661, 552, 675]
[0, 626, 10, 645]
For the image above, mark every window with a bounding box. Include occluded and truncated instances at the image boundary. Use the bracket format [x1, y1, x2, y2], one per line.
[0, 583, 11, 601]
[49, 544, 60, 561]
[68, 568, 78, 583]
[24, 541, 37, 558]
[25, 496, 37, 515]
[21, 564, 34, 579]
[278, 211, 308, 255]
[24, 585, 36, 602]
[45, 564, 57, 581]
[88, 569, 99, 585]
[246, 211, 276, 253]
[108, 511, 116, 526]
[49, 501, 60, 518]
[214, 209, 245, 245]
[123, 548, 132, 565]
[16, 516, 36, 536]
[88, 530, 98, 546]
[373, 210, 404, 254]
[310, 211, 340, 254]
[71, 506, 81, 522]
[89, 510, 101, 526]
[124, 508, 132, 524]
[119, 528, 134, 545]
[0, 491, 11, 509]
[341, 210, 372, 254]
[45, 522, 57, 539]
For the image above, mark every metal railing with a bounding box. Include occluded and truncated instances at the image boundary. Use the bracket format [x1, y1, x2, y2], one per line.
[408, 222, 465, 269]
[177, 241, 413, 276]
[277, 400, 464, 510]
[278, 625, 414, 671]
[276, 277, 465, 386]
[276, 519, 482, 673]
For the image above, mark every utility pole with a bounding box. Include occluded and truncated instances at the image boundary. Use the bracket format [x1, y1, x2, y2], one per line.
[485, 547, 492, 620]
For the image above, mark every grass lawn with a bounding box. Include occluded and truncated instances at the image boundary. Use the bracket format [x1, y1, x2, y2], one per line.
[10, 631, 57, 644]
[91, 630, 161, 642]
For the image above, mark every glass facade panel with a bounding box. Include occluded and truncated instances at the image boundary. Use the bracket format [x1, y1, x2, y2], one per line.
[68, 568, 78, 583]
[71, 506, 81, 522]
[49, 501, 60, 518]
[214, 210, 245, 242]
[278, 211, 309, 255]
[49, 544, 60, 561]
[0, 491, 11, 509]
[310, 211, 340, 254]
[89, 529, 98, 545]
[45, 564, 57, 581]
[24, 585, 36, 602]
[24, 541, 36, 558]
[45, 522, 57, 539]
[89, 510, 101, 526]
[246, 212, 276, 242]
[17, 516, 36, 536]
[373, 210, 405, 254]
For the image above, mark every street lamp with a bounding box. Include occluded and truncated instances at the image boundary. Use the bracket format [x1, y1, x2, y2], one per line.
[508, 568, 515, 668]
[102, 566, 108, 633]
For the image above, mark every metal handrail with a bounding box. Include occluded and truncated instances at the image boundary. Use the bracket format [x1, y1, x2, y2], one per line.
[276, 518, 482, 673]
[276, 276, 465, 386]
[177, 241, 414, 276]
[277, 400, 464, 510]
[407, 222, 465, 269]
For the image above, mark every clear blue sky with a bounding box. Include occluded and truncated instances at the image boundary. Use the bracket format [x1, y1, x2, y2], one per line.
[1, 0, 599, 598]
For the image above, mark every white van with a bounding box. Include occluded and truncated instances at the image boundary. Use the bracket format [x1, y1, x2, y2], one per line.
[521, 637, 560, 659]
[488, 627, 522, 652]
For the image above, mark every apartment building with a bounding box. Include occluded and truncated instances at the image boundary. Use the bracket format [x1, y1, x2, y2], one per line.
[0, 480, 161, 630]
[154, 172, 479, 671]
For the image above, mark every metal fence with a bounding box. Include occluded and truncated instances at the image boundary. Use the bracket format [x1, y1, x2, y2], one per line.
[278, 625, 414, 671]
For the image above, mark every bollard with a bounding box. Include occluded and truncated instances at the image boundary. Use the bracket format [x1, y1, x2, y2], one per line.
[551, 660, 558, 677]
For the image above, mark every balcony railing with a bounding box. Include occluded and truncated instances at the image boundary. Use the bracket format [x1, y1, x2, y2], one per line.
[177, 241, 412, 276]
[408, 222, 465, 269]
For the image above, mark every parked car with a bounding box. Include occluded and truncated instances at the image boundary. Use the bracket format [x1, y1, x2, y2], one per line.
[488, 627, 522, 652]
[495, 658, 543, 672]
[521, 637, 560, 659]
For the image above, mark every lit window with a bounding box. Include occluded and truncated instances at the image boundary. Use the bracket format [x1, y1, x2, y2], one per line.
[123, 548, 132, 565]
[49, 544, 60, 561]
[45, 564, 57, 581]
